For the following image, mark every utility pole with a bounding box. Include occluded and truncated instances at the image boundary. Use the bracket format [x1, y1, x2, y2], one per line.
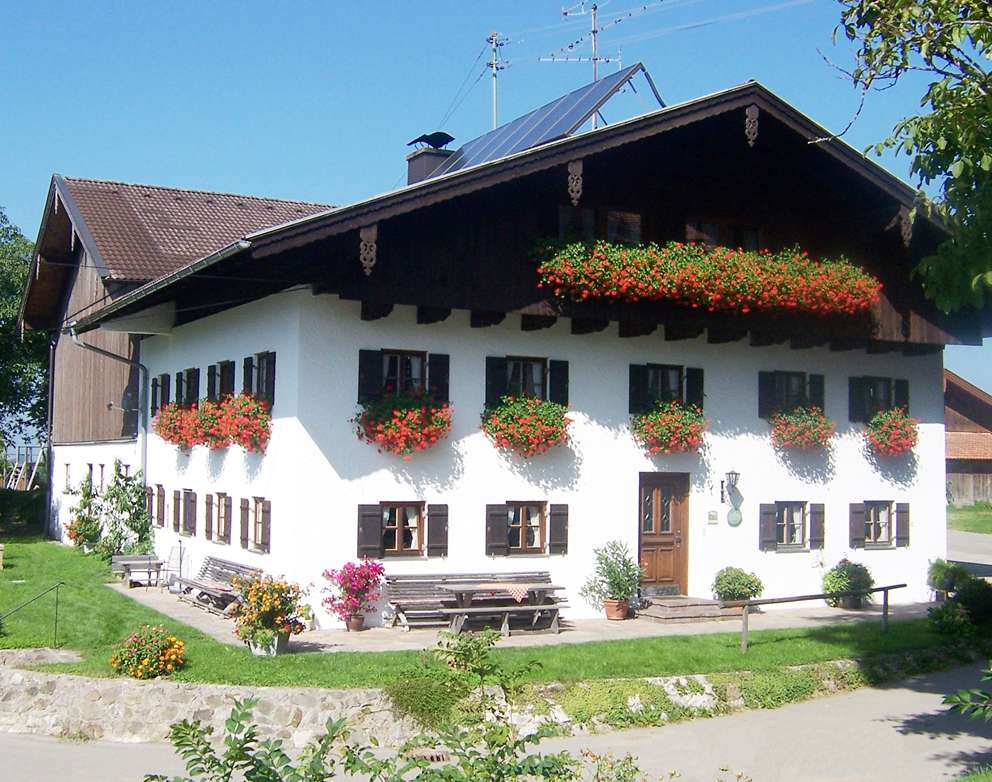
[590, 3, 598, 127]
[488, 31, 502, 129]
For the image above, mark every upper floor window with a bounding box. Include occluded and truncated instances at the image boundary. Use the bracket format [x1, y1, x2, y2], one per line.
[687, 221, 759, 250]
[485, 356, 568, 408]
[606, 210, 641, 244]
[207, 361, 236, 402]
[358, 350, 449, 403]
[758, 371, 825, 418]
[243, 352, 277, 409]
[507, 357, 546, 399]
[629, 364, 704, 414]
[849, 376, 909, 422]
[175, 367, 200, 408]
[383, 351, 426, 396]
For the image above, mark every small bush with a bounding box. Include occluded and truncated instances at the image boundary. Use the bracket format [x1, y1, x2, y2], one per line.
[110, 625, 185, 679]
[956, 578, 992, 626]
[384, 656, 470, 729]
[712, 567, 764, 602]
[927, 558, 973, 593]
[928, 601, 976, 638]
[581, 541, 643, 606]
[822, 558, 874, 606]
[732, 669, 820, 709]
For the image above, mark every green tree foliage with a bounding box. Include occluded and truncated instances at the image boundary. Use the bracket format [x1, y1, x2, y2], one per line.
[0, 206, 47, 444]
[836, 0, 991, 311]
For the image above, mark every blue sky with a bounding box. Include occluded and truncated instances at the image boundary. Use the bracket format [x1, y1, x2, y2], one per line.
[2, 0, 987, 385]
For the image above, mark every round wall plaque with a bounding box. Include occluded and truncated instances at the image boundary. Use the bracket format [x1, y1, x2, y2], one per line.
[727, 508, 743, 527]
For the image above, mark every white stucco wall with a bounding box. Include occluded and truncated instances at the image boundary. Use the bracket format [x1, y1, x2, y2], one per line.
[50, 440, 139, 540]
[140, 289, 947, 625]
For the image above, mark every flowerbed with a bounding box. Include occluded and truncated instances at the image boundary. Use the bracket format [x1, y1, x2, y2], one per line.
[865, 407, 918, 456]
[110, 625, 186, 679]
[353, 393, 452, 459]
[231, 575, 308, 647]
[481, 395, 571, 457]
[537, 240, 883, 316]
[630, 400, 706, 454]
[153, 393, 271, 453]
[769, 406, 836, 450]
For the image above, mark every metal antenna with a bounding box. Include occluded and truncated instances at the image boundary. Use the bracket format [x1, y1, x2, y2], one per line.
[487, 31, 508, 129]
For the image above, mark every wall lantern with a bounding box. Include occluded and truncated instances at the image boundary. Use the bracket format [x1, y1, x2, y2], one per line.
[721, 470, 740, 504]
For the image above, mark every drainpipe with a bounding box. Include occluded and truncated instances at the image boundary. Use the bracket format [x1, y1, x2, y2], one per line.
[45, 338, 55, 536]
[67, 326, 149, 483]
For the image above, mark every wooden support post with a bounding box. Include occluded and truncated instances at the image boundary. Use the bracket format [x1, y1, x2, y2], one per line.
[882, 589, 889, 633]
[740, 603, 750, 652]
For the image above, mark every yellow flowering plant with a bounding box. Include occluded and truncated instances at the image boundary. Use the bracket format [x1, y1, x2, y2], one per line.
[231, 574, 308, 646]
[110, 625, 186, 680]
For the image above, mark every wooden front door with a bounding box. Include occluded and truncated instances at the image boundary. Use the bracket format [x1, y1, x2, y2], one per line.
[638, 472, 689, 594]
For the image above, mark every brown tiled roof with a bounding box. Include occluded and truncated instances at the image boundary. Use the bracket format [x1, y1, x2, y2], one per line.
[946, 431, 992, 460]
[62, 177, 332, 281]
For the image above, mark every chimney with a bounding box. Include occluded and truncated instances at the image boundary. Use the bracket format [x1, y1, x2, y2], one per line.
[406, 147, 454, 185]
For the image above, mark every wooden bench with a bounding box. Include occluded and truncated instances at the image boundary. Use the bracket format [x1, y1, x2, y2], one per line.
[439, 602, 569, 636]
[111, 555, 163, 588]
[175, 556, 263, 615]
[385, 572, 564, 632]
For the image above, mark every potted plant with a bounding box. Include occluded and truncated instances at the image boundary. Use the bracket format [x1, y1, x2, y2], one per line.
[353, 391, 453, 460]
[712, 566, 764, 603]
[580, 541, 643, 620]
[865, 407, 918, 456]
[823, 558, 874, 609]
[630, 400, 706, 454]
[769, 406, 835, 450]
[927, 558, 973, 601]
[481, 395, 571, 457]
[322, 560, 385, 631]
[231, 574, 307, 655]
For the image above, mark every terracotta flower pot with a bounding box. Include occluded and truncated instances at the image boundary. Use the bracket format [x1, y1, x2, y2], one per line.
[346, 615, 366, 632]
[603, 599, 630, 621]
[840, 595, 863, 610]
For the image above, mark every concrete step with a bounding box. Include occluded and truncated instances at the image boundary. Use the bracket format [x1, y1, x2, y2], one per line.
[636, 595, 743, 624]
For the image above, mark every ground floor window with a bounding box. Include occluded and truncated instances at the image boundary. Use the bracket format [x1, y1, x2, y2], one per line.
[864, 501, 892, 545]
[508, 502, 545, 553]
[216, 492, 230, 543]
[776, 501, 806, 547]
[382, 502, 423, 555]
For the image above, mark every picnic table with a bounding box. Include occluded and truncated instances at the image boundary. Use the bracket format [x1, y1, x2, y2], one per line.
[439, 582, 564, 607]
[438, 581, 567, 636]
[111, 555, 165, 588]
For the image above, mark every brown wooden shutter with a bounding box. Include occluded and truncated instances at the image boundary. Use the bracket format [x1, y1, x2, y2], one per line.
[240, 498, 250, 548]
[156, 486, 165, 526]
[759, 503, 777, 551]
[549, 360, 569, 405]
[357, 504, 384, 558]
[894, 379, 909, 412]
[549, 504, 569, 555]
[188, 491, 197, 535]
[895, 503, 910, 547]
[260, 500, 272, 553]
[150, 378, 159, 416]
[426, 504, 449, 557]
[685, 367, 705, 409]
[808, 374, 825, 411]
[223, 495, 233, 543]
[262, 353, 277, 408]
[145, 486, 153, 516]
[758, 372, 776, 419]
[243, 356, 255, 396]
[809, 503, 825, 549]
[485, 504, 509, 556]
[849, 377, 867, 422]
[485, 357, 508, 408]
[629, 364, 649, 414]
[428, 354, 450, 403]
[188, 369, 200, 404]
[849, 503, 866, 548]
[219, 361, 235, 397]
[175, 372, 185, 407]
[160, 373, 171, 406]
[357, 350, 383, 403]
[173, 490, 181, 531]
[206, 365, 217, 402]
[204, 494, 213, 540]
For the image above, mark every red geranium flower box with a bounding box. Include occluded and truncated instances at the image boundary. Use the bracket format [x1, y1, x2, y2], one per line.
[769, 406, 836, 450]
[631, 400, 706, 455]
[353, 392, 452, 460]
[482, 396, 571, 458]
[865, 407, 918, 456]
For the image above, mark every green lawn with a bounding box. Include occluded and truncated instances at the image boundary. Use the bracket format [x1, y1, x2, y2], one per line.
[958, 769, 992, 782]
[949, 502, 992, 534]
[0, 518, 959, 689]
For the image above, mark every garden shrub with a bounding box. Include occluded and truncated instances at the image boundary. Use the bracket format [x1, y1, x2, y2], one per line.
[928, 601, 976, 638]
[711, 566, 764, 602]
[956, 577, 992, 626]
[730, 669, 820, 710]
[822, 558, 874, 606]
[580, 541, 643, 607]
[110, 625, 185, 679]
[928, 558, 974, 593]
[384, 656, 471, 729]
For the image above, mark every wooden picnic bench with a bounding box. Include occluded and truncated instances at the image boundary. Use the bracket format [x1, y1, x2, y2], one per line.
[385, 572, 568, 635]
[175, 556, 263, 615]
[110, 555, 164, 588]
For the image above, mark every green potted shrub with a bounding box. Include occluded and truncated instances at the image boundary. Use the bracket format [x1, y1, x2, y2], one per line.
[580, 541, 643, 620]
[712, 566, 764, 603]
[927, 558, 972, 601]
[823, 558, 874, 609]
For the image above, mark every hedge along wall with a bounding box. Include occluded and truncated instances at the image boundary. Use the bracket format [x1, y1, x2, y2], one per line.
[0, 489, 45, 529]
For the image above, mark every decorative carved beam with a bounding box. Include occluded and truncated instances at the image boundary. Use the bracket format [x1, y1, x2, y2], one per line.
[521, 314, 557, 331]
[664, 322, 704, 341]
[885, 207, 915, 248]
[416, 305, 451, 325]
[707, 324, 747, 344]
[571, 317, 609, 335]
[619, 319, 656, 338]
[745, 105, 759, 147]
[567, 160, 583, 207]
[359, 224, 378, 276]
[470, 310, 506, 328]
[360, 300, 393, 321]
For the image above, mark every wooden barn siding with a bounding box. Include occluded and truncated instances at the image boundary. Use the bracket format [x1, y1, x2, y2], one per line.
[948, 466, 992, 506]
[52, 258, 138, 444]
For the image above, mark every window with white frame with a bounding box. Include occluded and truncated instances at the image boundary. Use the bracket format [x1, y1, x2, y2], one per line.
[776, 501, 806, 547]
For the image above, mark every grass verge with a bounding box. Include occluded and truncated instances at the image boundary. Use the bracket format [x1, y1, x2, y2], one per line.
[949, 502, 992, 534]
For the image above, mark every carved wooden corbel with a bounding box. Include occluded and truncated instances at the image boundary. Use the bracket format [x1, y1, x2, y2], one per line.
[745, 105, 759, 147]
[899, 206, 914, 247]
[359, 224, 378, 276]
[567, 160, 583, 207]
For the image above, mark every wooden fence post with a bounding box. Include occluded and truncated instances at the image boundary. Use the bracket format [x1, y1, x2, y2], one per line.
[741, 603, 750, 652]
[882, 588, 889, 633]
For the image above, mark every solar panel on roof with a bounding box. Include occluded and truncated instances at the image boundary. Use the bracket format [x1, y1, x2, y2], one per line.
[428, 63, 653, 179]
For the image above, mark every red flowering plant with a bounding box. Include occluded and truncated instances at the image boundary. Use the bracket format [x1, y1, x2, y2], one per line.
[769, 406, 836, 450]
[482, 395, 571, 457]
[631, 400, 706, 455]
[152, 403, 203, 450]
[195, 399, 229, 449]
[537, 240, 883, 317]
[231, 574, 308, 646]
[865, 407, 918, 456]
[221, 393, 271, 453]
[353, 391, 453, 460]
[322, 560, 386, 622]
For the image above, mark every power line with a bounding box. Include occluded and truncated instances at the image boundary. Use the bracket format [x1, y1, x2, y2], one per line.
[436, 44, 488, 129]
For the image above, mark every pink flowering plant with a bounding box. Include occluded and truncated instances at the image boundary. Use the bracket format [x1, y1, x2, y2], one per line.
[322, 560, 386, 622]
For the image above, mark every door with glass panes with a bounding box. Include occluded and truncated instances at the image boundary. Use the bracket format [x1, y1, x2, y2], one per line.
[638, 472, 689, 594]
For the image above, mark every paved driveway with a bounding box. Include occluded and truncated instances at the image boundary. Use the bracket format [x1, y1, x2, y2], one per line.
[949, 528, 992, 577]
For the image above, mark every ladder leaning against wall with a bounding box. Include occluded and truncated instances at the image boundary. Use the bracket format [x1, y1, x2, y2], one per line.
[3, 444, 45, 491]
